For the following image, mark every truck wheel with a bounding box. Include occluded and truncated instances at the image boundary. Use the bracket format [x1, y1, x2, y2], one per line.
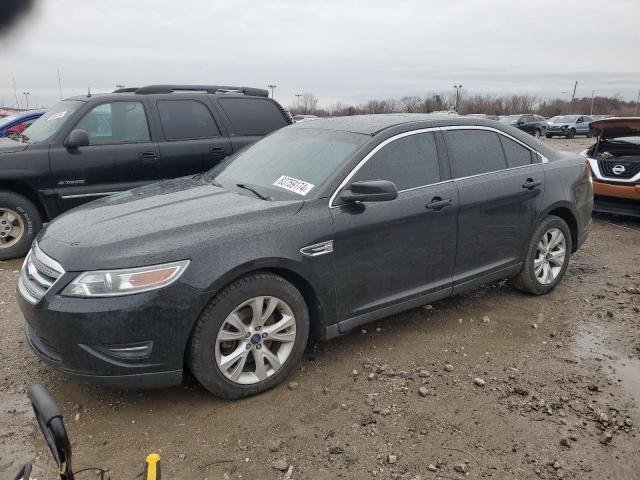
[0, 192, 42, 260]
[188, 272, 309, 399]
[545, 133, 552, 138]
[533, 129, 542, 139]
[511, 216, 572, 295]
[567, 129, 576, 139]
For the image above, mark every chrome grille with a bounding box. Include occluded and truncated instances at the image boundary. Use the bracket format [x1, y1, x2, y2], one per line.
[18, 244, 64, 304]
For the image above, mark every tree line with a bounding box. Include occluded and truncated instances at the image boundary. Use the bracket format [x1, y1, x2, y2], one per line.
[288, 92, 639, 118]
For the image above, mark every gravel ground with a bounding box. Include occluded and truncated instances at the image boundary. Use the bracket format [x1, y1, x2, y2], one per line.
[1, 136, 639, 480]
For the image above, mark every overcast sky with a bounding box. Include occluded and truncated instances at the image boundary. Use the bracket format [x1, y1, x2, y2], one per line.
[1, 0, 638, 109]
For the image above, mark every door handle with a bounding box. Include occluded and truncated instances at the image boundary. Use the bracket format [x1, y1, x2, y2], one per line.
[210, 147, 226, 156]
[522, 178, 541, 190]
[425, 197, 453, 211]
[140, 151, 158, 162]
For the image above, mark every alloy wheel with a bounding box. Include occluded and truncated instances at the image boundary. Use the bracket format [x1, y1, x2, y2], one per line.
[215, 296, 297, 385]
[534, 228, 566, 285]
[0, 208, 25, 249]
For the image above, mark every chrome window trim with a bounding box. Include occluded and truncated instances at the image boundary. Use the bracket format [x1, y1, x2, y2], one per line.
[586, 157, 640, 183]
[438, 125, 549, 164]
[329, 125, 548, 208]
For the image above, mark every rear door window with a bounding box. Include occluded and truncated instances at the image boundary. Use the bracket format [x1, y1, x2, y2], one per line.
[218, 98, 288, 136]
[499, 134, 533, 168]
[75, 101, 150, 145]
[157, 100, 220, 140]
[351, 132, 441, 190]
[445, 130, 507, 178]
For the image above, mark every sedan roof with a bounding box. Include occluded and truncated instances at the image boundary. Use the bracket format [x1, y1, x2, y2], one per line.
[289, 113, 470, 135]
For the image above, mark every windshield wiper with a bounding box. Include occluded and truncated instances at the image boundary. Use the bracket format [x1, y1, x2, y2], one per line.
[236, 183, 271, 201]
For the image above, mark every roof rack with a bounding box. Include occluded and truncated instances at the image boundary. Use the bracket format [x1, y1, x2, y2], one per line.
[113, 87, 139, 93]
[113, 85, 269, 97]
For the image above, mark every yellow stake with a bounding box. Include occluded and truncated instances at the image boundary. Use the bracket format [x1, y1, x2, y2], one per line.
[145, 453, 161, 480]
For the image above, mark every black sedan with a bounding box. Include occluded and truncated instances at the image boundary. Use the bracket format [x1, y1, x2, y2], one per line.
[18, 114, 593, 398]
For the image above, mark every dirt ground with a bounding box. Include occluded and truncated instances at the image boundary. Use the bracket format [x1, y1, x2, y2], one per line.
[1, 136, 639, 480]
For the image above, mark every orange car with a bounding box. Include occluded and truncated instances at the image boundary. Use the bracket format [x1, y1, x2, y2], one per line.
[584, 118, 640, 217]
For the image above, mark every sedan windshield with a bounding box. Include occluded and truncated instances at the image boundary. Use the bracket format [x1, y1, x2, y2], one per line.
[21, 100, 83, 142]
[208, 127, 368, 200]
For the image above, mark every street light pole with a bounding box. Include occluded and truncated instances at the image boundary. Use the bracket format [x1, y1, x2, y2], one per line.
[22, 91, 30, 109]
[568, 81, 578, 114]
[590, 90, 595, 116]
[295, 94, 302, 113]
[635, 89, 640, 117]
[453, 85, 463, 112]
[267, 84, 277, 100]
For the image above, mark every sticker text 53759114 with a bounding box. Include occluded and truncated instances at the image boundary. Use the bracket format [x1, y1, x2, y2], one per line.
[273, 175, 315, 196]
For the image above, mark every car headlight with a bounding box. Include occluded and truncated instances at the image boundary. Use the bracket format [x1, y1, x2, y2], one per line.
[62, 260, 190, 297]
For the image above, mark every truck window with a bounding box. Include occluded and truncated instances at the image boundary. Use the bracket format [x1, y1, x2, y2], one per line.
[218, 98, 288, 136]
[75, 101, 150, 145]
[157, 100, 221, 140]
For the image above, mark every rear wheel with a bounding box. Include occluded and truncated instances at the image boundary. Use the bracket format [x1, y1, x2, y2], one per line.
[511, 216, 572, 295]
[0, 191, 42, 260]
[188, 272, 309, 399]
[533, 129, 542, 139]
[545, 133, 552, 138]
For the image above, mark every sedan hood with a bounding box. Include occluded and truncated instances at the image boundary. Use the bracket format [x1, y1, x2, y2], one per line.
[0, 136, 29, 154]
[590, 117, 640, 139]
[39, 176, 304, 271]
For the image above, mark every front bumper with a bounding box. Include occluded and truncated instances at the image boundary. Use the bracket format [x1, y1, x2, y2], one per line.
[592, 180, 640, 217]
[18, 278, 210, 389]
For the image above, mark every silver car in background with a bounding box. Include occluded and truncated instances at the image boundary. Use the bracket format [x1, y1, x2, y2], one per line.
[546, 115, 593, 138]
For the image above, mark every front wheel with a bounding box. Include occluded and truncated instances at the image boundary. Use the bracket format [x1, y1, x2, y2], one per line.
[188, 272, 309, 399]
[567, 129, 576, 139]
[0, 191, 42, 260]
[511, 216, 572, 295]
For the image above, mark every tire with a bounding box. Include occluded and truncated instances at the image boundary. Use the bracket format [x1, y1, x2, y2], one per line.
[0, 191, 42, 261]
[533, 129, 541, 139]
[567, 129, 576, 139]
[188, 272, 309, 399]
[545, 133, 552, 138]
[511, 215, 572, 295]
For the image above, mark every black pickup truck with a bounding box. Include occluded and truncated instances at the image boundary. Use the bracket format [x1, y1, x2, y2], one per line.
[0, 85, 292, 259]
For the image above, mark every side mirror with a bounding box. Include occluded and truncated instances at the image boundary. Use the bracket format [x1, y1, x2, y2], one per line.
[340, 180, 398, 203]
[28, 384, 73, 477]
[66, 129, 90, 149]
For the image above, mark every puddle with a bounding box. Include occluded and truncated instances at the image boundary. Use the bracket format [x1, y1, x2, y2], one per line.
[572, 325, 640, 404]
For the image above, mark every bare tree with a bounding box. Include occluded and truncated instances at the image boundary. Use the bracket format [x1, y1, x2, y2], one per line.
[300, 93, 318, 114]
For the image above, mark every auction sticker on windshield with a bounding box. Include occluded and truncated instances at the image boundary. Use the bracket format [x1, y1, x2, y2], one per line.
[273, 175, 315, 196]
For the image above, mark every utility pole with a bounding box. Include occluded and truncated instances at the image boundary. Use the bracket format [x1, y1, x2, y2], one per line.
[590, 90, 595, 116]
[295, 93, 302, 113]
[57, 69, 63, 100]
[13, 78, 19, 108]
[453, 85, 463, 112]
[22, 91, 30, 109]
[267, 84, 276, 100]
[568, 81, 578, 114]
[635, 89, 640, 116]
